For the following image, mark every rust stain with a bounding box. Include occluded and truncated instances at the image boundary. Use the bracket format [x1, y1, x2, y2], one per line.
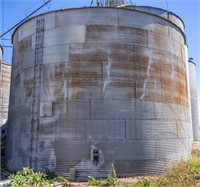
[71, 92, 85, 99]
[0, 80, 10, 84]
[110, 81, 134, 88]
[86, 25, 148, 46]
[14, 73, 21, 86]
[25, 87, 32, 97]
[65, 71, 101, 79]
[68, 62, 102, 68]
[176, 121, 183, 136]
[70, 54, 107, 62]
[23, 19, 189, 107]
[24, 79, 33, 97]
[69, 80, 101, 88]
[55, 71, 64, 80]
[18, 36, 32, 52]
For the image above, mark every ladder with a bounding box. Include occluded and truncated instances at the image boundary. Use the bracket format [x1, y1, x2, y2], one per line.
[29, 18, 45, 170]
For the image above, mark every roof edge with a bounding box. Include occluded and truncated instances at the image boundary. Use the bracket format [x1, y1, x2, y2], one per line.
[11, 6, 185, 43]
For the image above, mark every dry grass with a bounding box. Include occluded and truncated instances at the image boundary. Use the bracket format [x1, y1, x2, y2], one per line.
[125, 149, 200, 187]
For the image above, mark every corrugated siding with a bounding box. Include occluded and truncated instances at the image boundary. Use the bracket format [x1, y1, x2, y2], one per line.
[7, 7, 191, 178]
[189, 62, 200, 140]
[0, 62, 11, 126]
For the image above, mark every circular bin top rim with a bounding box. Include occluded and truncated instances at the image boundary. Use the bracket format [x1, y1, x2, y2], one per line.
[11, 5, 185, 43]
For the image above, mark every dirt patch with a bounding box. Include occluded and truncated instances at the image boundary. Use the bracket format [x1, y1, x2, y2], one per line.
[193, 141, 200, 150]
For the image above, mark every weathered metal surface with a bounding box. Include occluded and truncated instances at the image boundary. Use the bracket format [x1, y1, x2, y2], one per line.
[7, 7, 192, 179]
[126, 6, 185, 32]
[189, 61, 200, 140]
[0, 47, 11, 126]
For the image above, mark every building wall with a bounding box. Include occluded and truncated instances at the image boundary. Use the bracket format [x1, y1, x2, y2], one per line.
[7, 7, 192, 178]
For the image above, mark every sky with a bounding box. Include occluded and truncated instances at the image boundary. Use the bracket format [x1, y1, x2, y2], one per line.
[0, 0, 200, 115]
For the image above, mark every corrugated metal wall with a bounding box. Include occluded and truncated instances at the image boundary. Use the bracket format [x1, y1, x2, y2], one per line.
[189, 60, 200, 140]
[6, 7, 192, 179]
[0, 46, 11, 127]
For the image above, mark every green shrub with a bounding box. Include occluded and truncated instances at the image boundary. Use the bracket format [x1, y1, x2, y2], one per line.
[44, 169, 68, 184]
[87, 176, 103, 186]
[132, 177, 155, 187]
[3, 167, 69, 187]
[3, 167, 52, 187]
[107, 175, 118, 187]
[106, 163, 118, 187]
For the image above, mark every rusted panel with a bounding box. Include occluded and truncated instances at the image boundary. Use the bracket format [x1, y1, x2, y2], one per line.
[149, 31, 183, 58]
[70, 53, 108, 62]
[23, 68, 34, 98]
[67, 72, 102, 79]
[69, 79, 102, 88]
[87, 25, 148, 46]
[18, 35, 32, 52]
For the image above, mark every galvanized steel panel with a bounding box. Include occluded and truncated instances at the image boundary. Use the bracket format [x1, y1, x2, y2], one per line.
[55, 119, 125, 140]
[18, 19, 36, 41]
[18, 13, 56, 41]
[133, 6, 168, 19]
[131, 6, 184, 32]
[31, 26, 86, 49]
[55, 8, 119, 27]
[44, 26, 86, 46]
[43, 44, 69, 57]
[22, 51, 35, 69]
[119, 10, 151, 29]
[169, 14, 184, 32]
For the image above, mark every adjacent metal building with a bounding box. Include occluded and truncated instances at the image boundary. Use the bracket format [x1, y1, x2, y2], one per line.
[6, 6, 192, 180]
[0, 45, 11, 127]
[189, 58, 200, 140]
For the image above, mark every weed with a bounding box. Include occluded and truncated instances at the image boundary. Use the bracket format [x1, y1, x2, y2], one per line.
[132, 177, 155, 187]
[106, 163, 118, 187]
[3, 167, 52, 187]
[44, 169, 68, 183]
[3, 167, 69, 187]
[87, 176, 103, 186]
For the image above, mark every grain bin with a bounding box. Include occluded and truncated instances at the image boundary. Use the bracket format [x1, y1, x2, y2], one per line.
[189, 58, 200, 140]
[6, 6, 192, 180]
[0, 45, 11, 127]
[0, 45, 3, 61]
